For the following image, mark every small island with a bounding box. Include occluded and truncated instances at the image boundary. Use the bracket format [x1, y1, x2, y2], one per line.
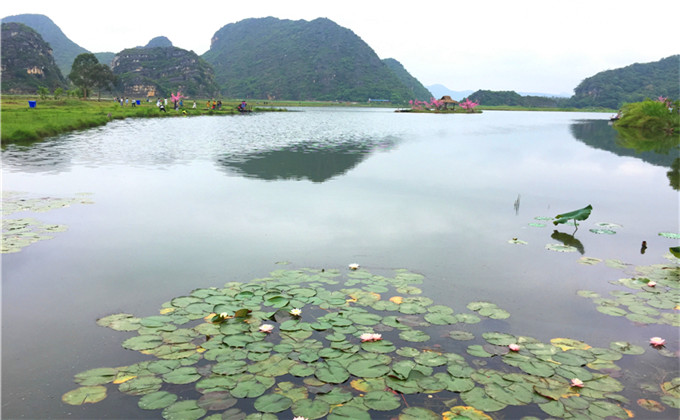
[396, 96, 482, 113]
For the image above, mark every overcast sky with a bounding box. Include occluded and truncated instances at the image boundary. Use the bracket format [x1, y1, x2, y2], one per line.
[3, 0, 678, 95]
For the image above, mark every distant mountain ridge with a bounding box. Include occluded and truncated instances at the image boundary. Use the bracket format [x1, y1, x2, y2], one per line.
[202, 17, 421, 102]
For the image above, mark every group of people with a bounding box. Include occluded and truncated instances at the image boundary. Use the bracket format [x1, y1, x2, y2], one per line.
[115, 97, 139, 107]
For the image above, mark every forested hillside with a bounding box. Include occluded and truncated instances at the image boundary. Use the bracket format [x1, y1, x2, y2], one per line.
[382, 58, 432, 101]
[569, 55, 679, 109]
[1, 14, 88, 75]
[202, 17, 417, 102]
[1, 22, 68, 94]
[467, 90, 569, 108]
[112, 44, 219, 98]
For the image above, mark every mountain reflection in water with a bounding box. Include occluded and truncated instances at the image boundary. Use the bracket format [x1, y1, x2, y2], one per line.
[217, 136, 399, 182]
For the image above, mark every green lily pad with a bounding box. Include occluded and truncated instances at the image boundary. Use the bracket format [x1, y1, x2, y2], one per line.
[461, 387, 507, 412]
[161, 400, 206, 420]
[363, 390, 401, 411]
[399, 330, 430, 342]
[122, 334, 163, 351]
[138, 391, 178, 410]
[315, 363, 350, 384]
[317, 388, 354, 405]
[449, 330, 475, 340]
[118, 376, 163, 395]
[291, 398, 331, 419]
[162, 367, 201, 384]
[545, 243, 578, 252]
[659, 232, 680, 239]
[253, 393, 293, 413]
[327, 405, 371, 420]
[74, 367, 118, 385]
[347, 358, 391, 378]
[62, 386, 107, 405]
[398, 406, 440, 420]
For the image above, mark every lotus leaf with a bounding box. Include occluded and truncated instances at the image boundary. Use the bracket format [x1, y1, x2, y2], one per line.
[347, 358, 391, 378]
[327, 405, 371, 420]
[62, 386, 107, 405]
[118, 376, 162, 395]
[398, 406, 440, 420]
[553, 205, 592, 226]
[291, 398, 331, 419]
[315, 363, 350, 384]
[442, 406, 493, 420]
[73, 367, 117, 385]
[253, 393, 293, 413]
[398, 329, 430, 342]
[161, 400, 206, 420]
[230, 375, 275, 398]
[461, 387, 507, 412]
[138, 391, 178, 410]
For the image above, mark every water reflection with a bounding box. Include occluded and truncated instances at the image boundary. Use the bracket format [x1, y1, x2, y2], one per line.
[217, 136, 399, 182]
[551, 229, 585, 254]
[570, 120, 679, 168]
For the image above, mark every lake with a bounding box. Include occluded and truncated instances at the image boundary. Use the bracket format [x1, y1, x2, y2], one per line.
[2, 108, 678, 419]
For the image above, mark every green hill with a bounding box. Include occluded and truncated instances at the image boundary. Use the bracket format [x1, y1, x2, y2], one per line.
[202, 17, 418, 103]
[382, 58, 432, 101]
[112, 44, 219, 98]
[467, 90, 569, 108]
[1, 14, 88, 75]
[569, 55, 679, 109]
[1, 22, 68, 94]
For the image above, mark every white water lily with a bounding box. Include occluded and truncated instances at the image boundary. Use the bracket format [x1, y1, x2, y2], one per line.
[220, 312, 229, 318]
[348, 263, 360, 270]
[290, 308, 302, 316]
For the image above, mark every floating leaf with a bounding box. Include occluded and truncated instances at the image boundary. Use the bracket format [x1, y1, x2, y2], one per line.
[442, 406, 493, 420]
[449, 330, 475, 341]
[326, 405, 371, 420]
[637, 398, 665, 412]
[161, 400, 206, 420]
[291, 398, 330, 419]
[74, 368, 117, 385]
[162, 367, 200, 384]
[253, 393, 293, 413]
[118, 376, 163, 396]
[461, 387, 507, 412]
[363, 390, 401, 411]
[315, 363, 350, 383]
[138, 391, 178, 410]
[398, 406, 441, 420]
[62, 386, 107, 405]
[347, 359, 391, 378]
[545, 243, 578, 252]
[589, 228, 616, 235]
[399, 330, 430, 342]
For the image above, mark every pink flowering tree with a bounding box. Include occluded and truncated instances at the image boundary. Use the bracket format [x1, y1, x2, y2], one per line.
[171, 91, 185, 109]
[459, 98, 479, 112]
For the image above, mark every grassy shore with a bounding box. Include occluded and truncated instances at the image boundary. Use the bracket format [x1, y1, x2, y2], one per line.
[0, 96, 285, 144]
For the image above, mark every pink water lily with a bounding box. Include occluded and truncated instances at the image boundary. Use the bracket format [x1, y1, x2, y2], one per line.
[508, 343, 520, 351]
[647, 281, 657, 287]
[259, 324, 274, 333]
[650, 337, 666, 347]
[360, 333, 383, 342]
[570, 378, 584, 387]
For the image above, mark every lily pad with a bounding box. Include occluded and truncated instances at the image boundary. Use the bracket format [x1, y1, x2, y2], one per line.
[253, 393, 293, 413]
[62, 386, 107, 405]
[138, 391, 178, 410]
[161, 400, 206, 420]
[363, 390, 401, 411]
[291, 398, 331, 419]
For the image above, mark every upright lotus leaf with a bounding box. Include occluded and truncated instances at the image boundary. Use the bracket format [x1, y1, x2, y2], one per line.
[553, 205, 592, 226]
[62, 386, 108, 405]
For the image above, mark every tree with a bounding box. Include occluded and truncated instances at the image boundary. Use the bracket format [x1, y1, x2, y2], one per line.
[68, 53, 116, 100]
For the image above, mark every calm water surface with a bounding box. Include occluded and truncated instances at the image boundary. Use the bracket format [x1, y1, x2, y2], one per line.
[2, 108, 678, 418]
